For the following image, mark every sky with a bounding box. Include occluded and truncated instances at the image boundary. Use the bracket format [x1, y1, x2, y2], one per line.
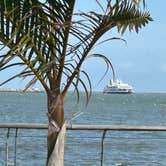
[0, 0, 166, 93]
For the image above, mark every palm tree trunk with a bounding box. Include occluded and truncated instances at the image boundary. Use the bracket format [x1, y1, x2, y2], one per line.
[46, 93, 65, 166]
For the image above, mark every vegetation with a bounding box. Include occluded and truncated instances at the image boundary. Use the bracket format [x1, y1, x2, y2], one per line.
[0, 0, 152, 165]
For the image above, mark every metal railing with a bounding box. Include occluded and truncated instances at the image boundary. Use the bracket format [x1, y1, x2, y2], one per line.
[1, 123, 166, 166]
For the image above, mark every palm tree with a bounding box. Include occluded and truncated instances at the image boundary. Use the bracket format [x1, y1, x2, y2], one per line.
[0, 0, 152, 165]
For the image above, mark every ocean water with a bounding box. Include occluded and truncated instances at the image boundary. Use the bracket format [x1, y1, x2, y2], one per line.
[1, 92, 166, 165]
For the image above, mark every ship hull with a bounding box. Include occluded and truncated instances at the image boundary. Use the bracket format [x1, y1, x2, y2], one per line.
[103, 91, 133, 94]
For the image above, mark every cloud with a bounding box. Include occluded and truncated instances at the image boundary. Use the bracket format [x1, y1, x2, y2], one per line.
[118, 61, 134, 70]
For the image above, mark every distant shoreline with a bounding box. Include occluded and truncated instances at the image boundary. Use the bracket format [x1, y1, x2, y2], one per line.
[0, 88, 42, 92]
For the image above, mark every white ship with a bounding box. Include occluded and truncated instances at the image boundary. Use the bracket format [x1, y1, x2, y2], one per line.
[103, 79, 134, 94]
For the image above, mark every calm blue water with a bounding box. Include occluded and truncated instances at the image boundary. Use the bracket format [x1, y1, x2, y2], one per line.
[1, 92, 166, 165]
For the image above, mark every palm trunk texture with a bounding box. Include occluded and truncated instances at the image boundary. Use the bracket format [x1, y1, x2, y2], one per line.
[47, 94, 65, 166]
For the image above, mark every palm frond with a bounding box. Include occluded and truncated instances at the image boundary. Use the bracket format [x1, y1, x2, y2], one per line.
[95, 37, 126, 47]
[111, 2, 153, 34]
[0, 0, 152, 104]
[0, 0, 76, 93]
[87, 53, 115, 84]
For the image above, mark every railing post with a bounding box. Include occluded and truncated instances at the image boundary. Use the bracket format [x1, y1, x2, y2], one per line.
[6, 128, 10, 166]
[14, 128, 18, 166]
[101, 130, 107, 166]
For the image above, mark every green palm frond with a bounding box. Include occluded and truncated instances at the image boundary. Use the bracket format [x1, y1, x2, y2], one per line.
[0, 0, 76, 93]
[0, 0, 152, 103]
[111, 2, 153, 34]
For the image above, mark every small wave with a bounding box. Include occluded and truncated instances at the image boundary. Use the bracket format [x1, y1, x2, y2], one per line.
[159, 103, 166, 107]
[115, 163, 129, 166]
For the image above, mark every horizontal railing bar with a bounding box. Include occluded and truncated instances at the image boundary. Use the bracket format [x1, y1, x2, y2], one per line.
[1, 123, 166, 131]
[0, 123, 47, 129]
[68, 124, 166, 131]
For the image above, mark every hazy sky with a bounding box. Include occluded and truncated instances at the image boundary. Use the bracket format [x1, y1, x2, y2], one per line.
[0, 1, 166, 93]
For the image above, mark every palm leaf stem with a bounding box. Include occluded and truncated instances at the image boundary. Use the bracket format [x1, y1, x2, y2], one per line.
[55, 0, 76, 93]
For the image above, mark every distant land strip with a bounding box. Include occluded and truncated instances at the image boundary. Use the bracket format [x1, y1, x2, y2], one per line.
[0, 87, 43, 92]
